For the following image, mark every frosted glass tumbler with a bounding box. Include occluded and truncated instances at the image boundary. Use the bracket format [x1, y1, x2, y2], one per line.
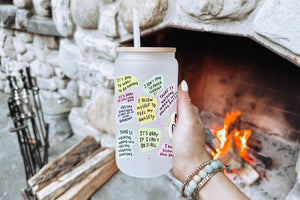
[114, 47, 178, 178]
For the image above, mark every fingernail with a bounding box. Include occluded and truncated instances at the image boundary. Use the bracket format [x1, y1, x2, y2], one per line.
[181, 80, 188, 92]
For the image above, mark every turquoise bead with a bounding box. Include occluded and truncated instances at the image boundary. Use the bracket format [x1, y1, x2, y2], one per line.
[189, 180, 197, 189]
[198, 169, 207, 178]
[193, 175, 201, 182]
[205, 165, 214, 173]
[216, 160, 223, 167]
[185, 189, 192, 197]
[211, 161, 219, 169]
[186, 186, 194, 193]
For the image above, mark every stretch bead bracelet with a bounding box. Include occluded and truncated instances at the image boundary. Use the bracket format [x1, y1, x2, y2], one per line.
[181, 160, 213, 198]
[191, 168, 223, 199]
[181, 160, 226, 199]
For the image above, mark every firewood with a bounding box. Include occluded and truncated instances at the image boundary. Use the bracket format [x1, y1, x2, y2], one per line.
[57, 159, 118, 200]
[205, 128, 242, 169]
[205, 128, 271, 168]
[28, 136, 99, 189]
[205, 128, 219, 150]
[244, 148, 272, 168]
[247, 138, 261, 152]
[35, 147, 114, 200]
[234, 163, 260, 186]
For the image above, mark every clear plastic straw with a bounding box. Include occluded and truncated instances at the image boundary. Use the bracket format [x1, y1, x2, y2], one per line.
[133, 8, 141, 48]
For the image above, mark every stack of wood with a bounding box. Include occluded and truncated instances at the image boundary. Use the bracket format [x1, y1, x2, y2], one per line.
[28, 136, 118, 200]
[205, 116, 272, 186]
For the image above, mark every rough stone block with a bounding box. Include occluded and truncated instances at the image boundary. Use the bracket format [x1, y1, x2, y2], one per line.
[66, 80, 81, 106]
[58, 88, 68, 97]
[52, 77, 68, 89]
[36, 76, 57, 91]
[15, 9, 31, 29]
[33, 34, 59, 50]
[78, 80, 92, 99]
[13, 37, 27, 54]
[180, 0, 258, 21]
[85, 88, 115, 135]
[59, 39, 81, 79]
[102, 0, 115, 4]
[40, 89, 63, 102]
[0, 27, 14, 38]
[13, 0, 31, 9]
[54, 67, 65, 78]
[99, 133, 114, 149]
[26, 16, 61, 36]
[30, 60, 54, 78]
[35, 49, 59, 66]
[74, 28, 118, 61]
[0, 57, 11, 70]
[254, 0, 300, 56]
[68, 107, 100, 139]
[99, 4, 119, 38]
[120, 0, 168, 32]
[15, 31, 33, 43]
[0, 71, 6, 80]
[4, 80, 11, 94]
[71, 0, 100, 29]
[51, 0, 75, 37]
[0, 29, 16, 59]
[90, 60, 114, 89]
[0, 5, 16, 27]
[0, 80, 6, 91]
[32, 0, 51, 17]
[18, 50, 35, 62]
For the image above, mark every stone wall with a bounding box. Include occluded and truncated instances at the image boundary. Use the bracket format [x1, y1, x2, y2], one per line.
[0, 0, 299, 145]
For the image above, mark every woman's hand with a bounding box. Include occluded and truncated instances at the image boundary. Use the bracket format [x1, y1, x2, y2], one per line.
[172, 80, 211, 183]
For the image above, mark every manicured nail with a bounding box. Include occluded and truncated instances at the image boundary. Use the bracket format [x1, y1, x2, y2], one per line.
[181, 80, 188, 92]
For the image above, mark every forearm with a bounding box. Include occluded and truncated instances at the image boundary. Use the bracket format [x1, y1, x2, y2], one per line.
[175, 152, 249, 200]
[196, 171, 250, 200]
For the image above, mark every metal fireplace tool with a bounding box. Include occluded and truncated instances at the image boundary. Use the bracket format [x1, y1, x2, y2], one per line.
[7, 67, 49, 200]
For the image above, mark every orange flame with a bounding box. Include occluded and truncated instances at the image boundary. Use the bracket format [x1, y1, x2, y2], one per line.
[211, 111, 251, 160]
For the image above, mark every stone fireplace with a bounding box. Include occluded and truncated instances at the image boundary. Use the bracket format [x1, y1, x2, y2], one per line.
[0, 0, 299, 199]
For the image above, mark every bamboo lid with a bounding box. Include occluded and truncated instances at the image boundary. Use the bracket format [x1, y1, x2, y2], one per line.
[116, 47, 176, 53]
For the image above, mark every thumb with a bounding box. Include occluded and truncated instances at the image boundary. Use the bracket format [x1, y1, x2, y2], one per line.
[177, 80, 198, 124]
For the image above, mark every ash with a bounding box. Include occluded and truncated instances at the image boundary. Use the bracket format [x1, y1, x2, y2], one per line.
[200, 111, 299, 200]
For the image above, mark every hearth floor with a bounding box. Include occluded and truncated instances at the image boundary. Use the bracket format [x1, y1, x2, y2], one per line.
[0, 92, 298, 200]
[226, 132, 299, 200]
[201, 111, 299, 200]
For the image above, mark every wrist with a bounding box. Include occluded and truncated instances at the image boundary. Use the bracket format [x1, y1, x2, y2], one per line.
[176, 152, 212, 183]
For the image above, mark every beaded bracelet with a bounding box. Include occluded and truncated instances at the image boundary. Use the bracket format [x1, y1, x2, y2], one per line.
[181, 159, 227, 199]
[180, 160, 213, 198]
[191, 168, 223, 199]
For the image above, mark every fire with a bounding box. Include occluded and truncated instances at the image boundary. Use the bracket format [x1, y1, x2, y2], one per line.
[211, 112, 251, 160]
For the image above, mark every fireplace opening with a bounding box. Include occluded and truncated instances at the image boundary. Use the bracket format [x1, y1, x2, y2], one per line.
[135, 28, 300, 199]
[140, 28, 300, 142]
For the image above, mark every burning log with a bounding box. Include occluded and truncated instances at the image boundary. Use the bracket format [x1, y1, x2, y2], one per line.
[203, 111, 274, 186]
[247, 138, 261, 152]
[28, 136, 118, 200]
[244, 148, 272, 168]
[205, 128, 260, 185]
[205, 128, 272, 169]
